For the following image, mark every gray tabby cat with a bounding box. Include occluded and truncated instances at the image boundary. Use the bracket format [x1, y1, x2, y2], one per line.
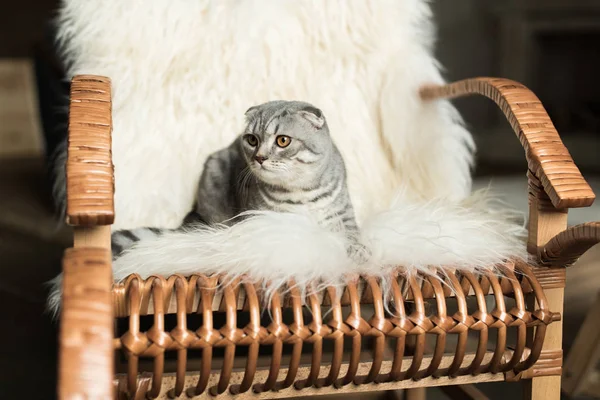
[111, 101, 359, 257]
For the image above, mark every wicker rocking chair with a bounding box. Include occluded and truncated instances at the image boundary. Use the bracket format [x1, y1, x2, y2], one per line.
[58, 73, 600, 400]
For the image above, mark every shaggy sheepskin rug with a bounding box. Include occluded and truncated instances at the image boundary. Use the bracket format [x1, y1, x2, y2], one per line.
[47, 191, 528, 315]
[53, 0, 474, 230]
[47, 1, 529, 314]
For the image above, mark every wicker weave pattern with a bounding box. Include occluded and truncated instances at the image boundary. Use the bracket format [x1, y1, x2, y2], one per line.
[112, 262, 559, 398]
[542, 222, 600, 266]
[66, 75, 115, 226]
[56, 75, 600, 399]
[420, 78, 595, 210]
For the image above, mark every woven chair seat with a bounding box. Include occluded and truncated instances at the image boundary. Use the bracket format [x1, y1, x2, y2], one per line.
[109, 260, 561, 399]
[57, 75, 600, 400]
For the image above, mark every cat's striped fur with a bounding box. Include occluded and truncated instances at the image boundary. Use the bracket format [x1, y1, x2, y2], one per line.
[111, 211, 205, 258]
[111, 101, 359, 258]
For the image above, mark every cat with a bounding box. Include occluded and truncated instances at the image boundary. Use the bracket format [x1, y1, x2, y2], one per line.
[111, 100, 360, 258]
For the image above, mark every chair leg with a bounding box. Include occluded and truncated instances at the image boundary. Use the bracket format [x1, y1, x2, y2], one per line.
[524, 376, 561, 400]
[523, 287, 564, 400]
[405, 388, 425, 400]
[523, 193, 567, 400]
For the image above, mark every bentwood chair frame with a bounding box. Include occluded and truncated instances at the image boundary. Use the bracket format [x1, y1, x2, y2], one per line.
[58, 75, 600, 400]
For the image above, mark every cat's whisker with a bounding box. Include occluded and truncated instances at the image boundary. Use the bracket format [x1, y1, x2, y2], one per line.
[237, 167, 253, 204]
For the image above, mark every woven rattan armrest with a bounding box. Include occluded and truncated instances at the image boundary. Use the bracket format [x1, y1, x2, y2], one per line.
[420, 78, 595, 210]
[421, 77, 598, 268]
[59, 75, 115, 398]
[66, 75, 114, 226]
[419, 79, 597, 400]
[541, 222, 600, 266]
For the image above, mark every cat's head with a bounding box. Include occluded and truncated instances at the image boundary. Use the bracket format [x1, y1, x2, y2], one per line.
[241, 100, 332, 187]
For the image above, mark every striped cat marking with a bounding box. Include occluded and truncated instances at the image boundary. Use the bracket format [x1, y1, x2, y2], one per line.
[111, 101, 359, 258]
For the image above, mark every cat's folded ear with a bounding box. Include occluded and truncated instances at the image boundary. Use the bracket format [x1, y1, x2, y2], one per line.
[297, 106, 325, 129]
[245, 106, 259, 120]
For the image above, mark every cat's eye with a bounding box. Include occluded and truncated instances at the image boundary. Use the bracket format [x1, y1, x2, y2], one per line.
[276, 135, 291, 148]
[245, 134, 258, 147]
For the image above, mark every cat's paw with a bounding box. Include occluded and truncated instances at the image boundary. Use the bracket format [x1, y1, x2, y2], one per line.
[347, 240, 371, 265]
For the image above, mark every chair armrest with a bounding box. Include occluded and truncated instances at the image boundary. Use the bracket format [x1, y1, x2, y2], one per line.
[541, 222, 600, 266]
[59, 247, 113, 399]
[66, 75, 114, 226]
[420, 78, 595, 210]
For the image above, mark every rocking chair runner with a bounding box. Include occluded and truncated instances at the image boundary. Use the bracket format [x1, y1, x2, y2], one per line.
[58, 75, 600, 399]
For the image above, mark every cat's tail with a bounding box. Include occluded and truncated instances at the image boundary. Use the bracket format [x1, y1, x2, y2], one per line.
[46, 227, 172, 320]
[47, 211, 207, 319]
[112, 228, 165, 258]
[111, 211, 207, 258]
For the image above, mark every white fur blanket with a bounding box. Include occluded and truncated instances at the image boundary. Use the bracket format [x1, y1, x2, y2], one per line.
[55, 0, 474, 230]
[48, 191, 528, 315]
[48, 1, 527, 315]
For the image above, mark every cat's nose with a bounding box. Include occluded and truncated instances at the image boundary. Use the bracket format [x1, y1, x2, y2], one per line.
[254, 155, 268, 165]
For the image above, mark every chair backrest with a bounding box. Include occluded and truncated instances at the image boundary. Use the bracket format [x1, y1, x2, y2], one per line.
[57, 0, 474, 230]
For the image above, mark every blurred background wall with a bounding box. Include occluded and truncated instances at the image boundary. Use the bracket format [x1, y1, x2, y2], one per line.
[3, 0, 599, 175]
[434, 0, 600, 176]
[0, 1, 598, 399]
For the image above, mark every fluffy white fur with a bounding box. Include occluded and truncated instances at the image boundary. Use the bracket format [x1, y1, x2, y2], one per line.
[47, 191, 528, 314]
[113, 191, 528, 282]
[48, 1, 529, 315]
[55, 0, 473, 229]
